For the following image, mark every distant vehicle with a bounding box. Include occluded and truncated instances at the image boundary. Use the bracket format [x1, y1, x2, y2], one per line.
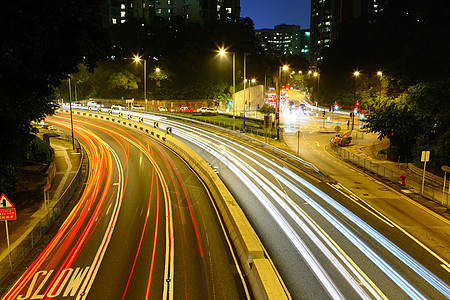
[157, 106, 168, 111]
[330, 133, 352, 146]
[177, 106, 194, 112]
[132, 104, 145, 110]
[111, 104, 126, 110]
[197, 107, 208, 113]
[87, 101, 101, 108]
[205, 108, 218, 114]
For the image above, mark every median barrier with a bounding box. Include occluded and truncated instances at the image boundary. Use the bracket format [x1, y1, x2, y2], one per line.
[57, 109, 290, 299]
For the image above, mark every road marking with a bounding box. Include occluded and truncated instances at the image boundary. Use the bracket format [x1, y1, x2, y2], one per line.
[328, 183, 395, 228]
[328, 183, 450, 274]
[441, 264, 450, 273]
[16, 267, 90, 299]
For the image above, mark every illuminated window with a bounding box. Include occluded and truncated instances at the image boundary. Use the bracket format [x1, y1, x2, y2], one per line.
[121, 11, 126, 17]
[168, 8, 172, 13]
[217, 5, 220, 11]
[121, 4, 125, 9]
[156, 9, 162, 14]
[226, 7, 231, 13]
[121, 19, 125, 23]
[112, 18, 117, 24]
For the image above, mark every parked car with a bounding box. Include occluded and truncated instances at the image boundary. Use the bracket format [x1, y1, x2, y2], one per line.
[157, 106, 169, 111]
[177, 106, 194, 112]
[111, 104, 126, 110]
[132, 104, 145, 110]
[197, 107, 208, 113]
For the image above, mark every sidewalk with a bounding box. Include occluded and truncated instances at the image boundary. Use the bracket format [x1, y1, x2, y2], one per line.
[0, 130, 82, 280]
[282, 121, 450, 220]
[343, 130, 450, 219]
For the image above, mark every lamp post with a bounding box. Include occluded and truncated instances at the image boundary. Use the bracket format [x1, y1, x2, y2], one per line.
[313, 71, 320, 115]
[219, 48, 236, 130]
[68, 76, 75, 150]
[134, 55, 146, 109]
[377, 71, 382, 105]
[352, 71, 360, 130]
[243, 53, 248, 131]
[155, 67, 161, 109]
[276, 65, 289, 140]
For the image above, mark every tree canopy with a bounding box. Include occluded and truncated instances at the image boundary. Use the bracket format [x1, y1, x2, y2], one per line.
[0, 0, 110, 193]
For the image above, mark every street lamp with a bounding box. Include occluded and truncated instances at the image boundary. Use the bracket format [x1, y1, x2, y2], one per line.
[313, 71, 320, 114]
[352, 71, 360, 130]
[154, 67, 161, 109]
[134, 55, 147, 109]
[219, 48, 236, 130]
[276, 65, 289, 140]
[377, 71, 383, 105]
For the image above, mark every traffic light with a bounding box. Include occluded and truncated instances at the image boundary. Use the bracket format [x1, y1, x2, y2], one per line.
[360, 113, 366, 120]
[227, 100, 233, 106]
[322, 110, 326, 117]
[334, 103, 339, 110]
[356, 102, 360, 107]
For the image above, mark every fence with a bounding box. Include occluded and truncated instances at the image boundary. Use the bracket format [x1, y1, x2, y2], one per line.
[0, 135, 84, 277]
[329, 143, 449, 209]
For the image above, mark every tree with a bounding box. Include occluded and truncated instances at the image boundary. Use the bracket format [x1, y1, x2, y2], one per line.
[258, 104, 276, 115]
[364, 103, 425, 158]
[0, 0, 110, 194]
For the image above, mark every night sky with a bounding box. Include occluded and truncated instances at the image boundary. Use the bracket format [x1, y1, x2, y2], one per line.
[241, 0, 311, 30]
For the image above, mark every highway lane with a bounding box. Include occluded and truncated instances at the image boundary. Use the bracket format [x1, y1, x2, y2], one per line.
[3, 114, 247, 300]
[112, 108, 450, 299]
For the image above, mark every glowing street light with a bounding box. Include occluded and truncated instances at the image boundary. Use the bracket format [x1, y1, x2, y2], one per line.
[352, 70, 361, 130]
[377, 71, 383, 105]
[134, 55, 147, 109]
[219, 48, 236, 130]
[276, 65, 289, 139]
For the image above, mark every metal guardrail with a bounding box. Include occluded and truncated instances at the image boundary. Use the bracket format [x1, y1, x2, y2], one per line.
[329, 143, 449, 209]
[0, 135, 84, 277]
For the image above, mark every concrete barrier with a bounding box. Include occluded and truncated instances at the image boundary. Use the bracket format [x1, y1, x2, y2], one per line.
[58, 109, 290, 299]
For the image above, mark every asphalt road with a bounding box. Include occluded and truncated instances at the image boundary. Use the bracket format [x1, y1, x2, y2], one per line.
[113, 108, 450, 300]
[2, 114, 248, 300]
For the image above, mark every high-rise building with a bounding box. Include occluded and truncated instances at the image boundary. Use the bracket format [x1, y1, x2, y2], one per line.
[255, 24, 306, 56]
[100, 0, 241, 28]
[310, 0, 385, 64]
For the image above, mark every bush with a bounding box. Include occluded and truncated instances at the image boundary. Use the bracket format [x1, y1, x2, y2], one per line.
[27, 136, 51, 164]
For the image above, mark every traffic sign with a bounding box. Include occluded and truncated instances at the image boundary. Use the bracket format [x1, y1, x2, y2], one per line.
[0, 208, 16, 221]
[0, 193, 14, 208]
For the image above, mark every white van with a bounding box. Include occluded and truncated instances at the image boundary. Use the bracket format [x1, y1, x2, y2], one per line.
[87, 101, 101, 108]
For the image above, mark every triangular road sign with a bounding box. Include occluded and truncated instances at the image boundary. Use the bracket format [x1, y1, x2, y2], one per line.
[0, 193, 14, 208]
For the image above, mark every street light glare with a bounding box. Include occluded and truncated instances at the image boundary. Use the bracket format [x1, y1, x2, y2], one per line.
[377, 71, 383, 76]
[251, 78, 256, 83]
[282, 65, 289, 71]
[155, 67, 161, 72]
[354, 71, 360, 76]
[219, 49, 226, 55]
[134, 56, 140, 62]
[313, 72, 319, 77]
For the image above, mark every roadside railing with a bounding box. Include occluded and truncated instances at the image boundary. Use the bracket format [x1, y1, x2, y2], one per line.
[0, 135, 84, 277]
[329, 143, 449, 209]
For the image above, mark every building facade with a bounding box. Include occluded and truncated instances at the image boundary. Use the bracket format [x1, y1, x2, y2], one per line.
[100, 0, 240, 28]
[310, 0, 385, 64]
[255, 24, 309, 56]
